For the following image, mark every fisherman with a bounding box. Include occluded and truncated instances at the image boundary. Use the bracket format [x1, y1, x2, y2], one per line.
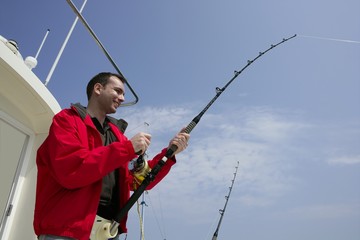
[33, 72, 190, 240]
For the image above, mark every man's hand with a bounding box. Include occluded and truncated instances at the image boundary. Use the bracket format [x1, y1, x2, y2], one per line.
[168, 130, 190, 156]
[130, 132, 151, 155]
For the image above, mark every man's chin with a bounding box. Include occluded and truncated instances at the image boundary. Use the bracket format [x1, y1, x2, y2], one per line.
[108, 107, 117, 114]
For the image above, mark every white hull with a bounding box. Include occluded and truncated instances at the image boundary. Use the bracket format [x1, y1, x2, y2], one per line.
[0, 40, 61, 239]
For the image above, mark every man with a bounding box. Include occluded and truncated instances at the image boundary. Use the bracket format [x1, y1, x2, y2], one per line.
[34, 72, 190, 240]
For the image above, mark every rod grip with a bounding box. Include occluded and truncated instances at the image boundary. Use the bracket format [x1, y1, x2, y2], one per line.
[165, 119, 197, 157]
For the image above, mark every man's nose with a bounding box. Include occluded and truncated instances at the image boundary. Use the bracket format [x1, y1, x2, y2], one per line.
[118, 94, 125, 102]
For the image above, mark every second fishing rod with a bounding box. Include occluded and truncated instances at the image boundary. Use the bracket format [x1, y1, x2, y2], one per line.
[108, 34, 297, 236]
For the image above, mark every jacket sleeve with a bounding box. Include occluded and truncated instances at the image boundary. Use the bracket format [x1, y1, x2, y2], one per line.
[38, 109, 136, 189]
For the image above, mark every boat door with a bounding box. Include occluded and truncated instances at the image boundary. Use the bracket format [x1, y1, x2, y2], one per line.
[0, 111, 32, 238]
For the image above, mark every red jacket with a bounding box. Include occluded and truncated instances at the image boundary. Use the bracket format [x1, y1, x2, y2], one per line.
[34, 105, 175, 240]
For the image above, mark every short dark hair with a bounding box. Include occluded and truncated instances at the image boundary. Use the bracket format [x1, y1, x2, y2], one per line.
[86, 72, 125, 100]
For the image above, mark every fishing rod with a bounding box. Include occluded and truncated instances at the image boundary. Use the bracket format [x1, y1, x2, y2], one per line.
[66, 0, 139, 106]
[212, 161, 239, 240]
[91, 34, 297, 239]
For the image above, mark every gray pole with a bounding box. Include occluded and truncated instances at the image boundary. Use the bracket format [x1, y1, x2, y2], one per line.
[139, 192, 147, 240]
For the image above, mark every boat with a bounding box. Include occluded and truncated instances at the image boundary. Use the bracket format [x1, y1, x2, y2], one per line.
[0, 36, 61, 240]
[0, 1, 140, 238]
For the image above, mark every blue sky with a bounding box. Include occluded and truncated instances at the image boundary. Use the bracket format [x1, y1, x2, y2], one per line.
[1, 0, 359, 239]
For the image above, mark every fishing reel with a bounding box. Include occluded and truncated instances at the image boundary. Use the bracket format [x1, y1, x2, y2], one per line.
[128, 155, 151, 184]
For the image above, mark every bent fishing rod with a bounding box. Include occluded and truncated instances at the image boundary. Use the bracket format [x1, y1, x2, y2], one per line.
[94, 34, 296, 236]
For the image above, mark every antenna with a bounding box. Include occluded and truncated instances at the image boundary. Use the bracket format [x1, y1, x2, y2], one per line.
[35, 29, 50, 59]
[44, 0, 88, 86]
[212, 161, 240, 240]
[25, 29, 50, 70]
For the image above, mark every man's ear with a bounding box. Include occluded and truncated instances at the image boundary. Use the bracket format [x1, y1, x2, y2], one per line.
[93, 83, 103, 96]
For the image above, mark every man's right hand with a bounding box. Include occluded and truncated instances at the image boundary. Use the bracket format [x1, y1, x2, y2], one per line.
[130, 132, 151, 155]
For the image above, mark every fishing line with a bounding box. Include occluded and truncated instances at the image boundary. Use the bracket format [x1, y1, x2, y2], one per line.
[298, 34, 360, 44]
[147, 192, 168, 240]
[108, 34, 297, 236]
[126, 122, 150, 137]
[156, 189, 168, 240]
[135, 122, 151, 240]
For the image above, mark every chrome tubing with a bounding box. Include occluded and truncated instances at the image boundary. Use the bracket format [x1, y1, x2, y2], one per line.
[66, 0, 139, 106]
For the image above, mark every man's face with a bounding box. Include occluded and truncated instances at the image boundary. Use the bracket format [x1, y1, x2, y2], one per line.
[97, 76, 125, 114]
